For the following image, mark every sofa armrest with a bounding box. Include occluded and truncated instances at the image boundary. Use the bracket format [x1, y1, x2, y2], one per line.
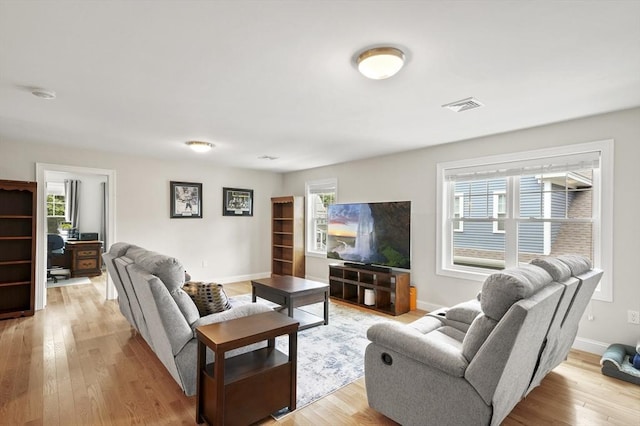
[191, 302, 273, 333]
[367, 322, 468, 377]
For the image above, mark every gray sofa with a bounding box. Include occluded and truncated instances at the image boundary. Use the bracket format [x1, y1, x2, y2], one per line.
[103, 242, 272, 396]
[365, 255, 602, 426]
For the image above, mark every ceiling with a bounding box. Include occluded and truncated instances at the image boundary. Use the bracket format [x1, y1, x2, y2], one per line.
[1, 1, 639, 173]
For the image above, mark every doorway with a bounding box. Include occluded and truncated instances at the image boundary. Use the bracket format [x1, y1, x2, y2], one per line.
[35, 163, 116, 309]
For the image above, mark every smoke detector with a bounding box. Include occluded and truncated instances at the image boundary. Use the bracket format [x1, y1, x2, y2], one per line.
[442, 97, 484, 112]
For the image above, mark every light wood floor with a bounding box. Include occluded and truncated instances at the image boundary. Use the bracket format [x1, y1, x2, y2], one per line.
[1, 276, 638, 425]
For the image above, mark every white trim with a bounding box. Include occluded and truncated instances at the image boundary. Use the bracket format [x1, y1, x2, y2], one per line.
[305, 273, 328, 284]
[543, 181, 552, 255]
[572, 336, 610, 356]
[591, 139, 614, 302]
[36, 163, 117, 309]
[437, 140, 614, 304]
[214, 271, 270, 284]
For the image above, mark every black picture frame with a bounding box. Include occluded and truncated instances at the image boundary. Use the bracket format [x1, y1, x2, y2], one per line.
[222, 187, 253, 216]
[170, 181, 203, 218]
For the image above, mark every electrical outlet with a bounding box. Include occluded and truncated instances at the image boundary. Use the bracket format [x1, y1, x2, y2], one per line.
[202, 260, 208, 268]
[628, 310, 640, 325]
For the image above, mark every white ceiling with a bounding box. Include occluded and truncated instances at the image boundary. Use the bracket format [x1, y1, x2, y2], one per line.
[1, 1, 639, 172]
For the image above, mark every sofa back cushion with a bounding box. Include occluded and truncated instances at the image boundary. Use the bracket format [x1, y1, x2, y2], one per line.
[557, 254, 592, 276]
[107, 242, 133, 258]
[480, 264, 552, 321]
[126, 247, 200, 325]
[530, 257, 572, 282]
[461, 314, 498, 361]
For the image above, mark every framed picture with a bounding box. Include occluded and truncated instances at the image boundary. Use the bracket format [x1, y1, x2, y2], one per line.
[223, 187, 253, 216]
[170, 181, 202, 218]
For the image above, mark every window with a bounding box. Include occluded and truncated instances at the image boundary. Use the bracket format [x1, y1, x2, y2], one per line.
[46, 181, 66, 217]
[437, 140, 613, 302]
[47, 194, 66, 216]
[492, 191, 506, 233]
[453, 193, 464, 232]
[305, 178, 337, 256]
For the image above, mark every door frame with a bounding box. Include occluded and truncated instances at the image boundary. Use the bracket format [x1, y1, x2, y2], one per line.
[35, 163, 117, 309]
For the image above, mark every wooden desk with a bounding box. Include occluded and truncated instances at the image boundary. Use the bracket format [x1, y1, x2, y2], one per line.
[65, 240, 102, 277]
[196, 311, 299, 426]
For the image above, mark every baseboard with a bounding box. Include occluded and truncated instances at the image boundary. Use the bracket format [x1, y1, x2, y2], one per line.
[218, 271, 271, 284]
[305, 274, 328, 284]
[572, 337, 610, 355]
[418, 301, 444, 313]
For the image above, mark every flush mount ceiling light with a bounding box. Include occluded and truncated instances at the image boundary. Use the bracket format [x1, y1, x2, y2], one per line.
[186, 141, 214, 153]
[31, 88, 56, 99]
[356, 47, 405, 80]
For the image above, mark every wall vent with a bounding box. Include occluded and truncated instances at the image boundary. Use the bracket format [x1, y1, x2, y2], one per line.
[442, 97, 484, 112]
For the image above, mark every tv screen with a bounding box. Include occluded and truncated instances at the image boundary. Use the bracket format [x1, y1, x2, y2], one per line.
[327, 201, 411, 270]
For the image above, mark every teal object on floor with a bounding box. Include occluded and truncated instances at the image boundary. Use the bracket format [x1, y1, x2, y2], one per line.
[600, 343, 640, 385]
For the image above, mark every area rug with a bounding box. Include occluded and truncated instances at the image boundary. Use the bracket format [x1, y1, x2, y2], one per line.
[230, 294, 393, 418]
[47, 276, 92, 288]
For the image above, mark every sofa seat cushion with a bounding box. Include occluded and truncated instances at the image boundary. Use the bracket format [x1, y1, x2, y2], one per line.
[183, 281, 232, 316]
[191, 302, 274, 332]
[481, 264, 552, 321]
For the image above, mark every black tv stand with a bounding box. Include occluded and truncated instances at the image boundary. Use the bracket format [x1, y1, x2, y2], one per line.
[343, 262, 391, 273]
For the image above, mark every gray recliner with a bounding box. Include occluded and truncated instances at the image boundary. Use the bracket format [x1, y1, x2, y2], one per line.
[365, 257, 601, 426]
[102, 243, 273, 396]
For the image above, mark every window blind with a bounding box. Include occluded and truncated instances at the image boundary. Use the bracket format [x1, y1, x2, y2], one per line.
[444, 151, 600, 182]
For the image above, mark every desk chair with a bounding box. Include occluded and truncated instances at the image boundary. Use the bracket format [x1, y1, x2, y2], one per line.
[47, 234, 71, 282]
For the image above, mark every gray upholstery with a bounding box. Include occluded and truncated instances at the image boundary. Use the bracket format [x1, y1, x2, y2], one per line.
[525, 256, 582, 394]
[365, 257, 602, 426]
[527, 257, 603, 394]
[480, 264, 552, 320]
[114, 256, 154, 348]
[102, 242, 273, 396]
[102, 243, 136, 328]
[446, 299, 482, 325]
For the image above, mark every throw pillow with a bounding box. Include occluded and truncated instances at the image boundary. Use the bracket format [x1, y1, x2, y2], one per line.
[183, 281, 232, 316]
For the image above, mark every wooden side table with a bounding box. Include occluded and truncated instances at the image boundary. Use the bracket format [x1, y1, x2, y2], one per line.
[195, 311, 299, 426]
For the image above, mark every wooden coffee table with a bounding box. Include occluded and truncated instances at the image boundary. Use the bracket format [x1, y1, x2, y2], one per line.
[195, 311, 299, 426]
[251, 275, 329, 330]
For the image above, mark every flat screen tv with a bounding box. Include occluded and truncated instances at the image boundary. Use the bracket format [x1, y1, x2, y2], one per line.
[327, 201, 411, 270]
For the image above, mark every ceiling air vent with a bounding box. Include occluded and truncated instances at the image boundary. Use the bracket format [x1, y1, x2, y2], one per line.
[442, 97, 484, 112]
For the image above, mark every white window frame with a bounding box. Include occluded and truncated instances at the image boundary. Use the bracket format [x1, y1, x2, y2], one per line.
[436, 140, 613, 302]
[492, 191, 506, 234]
[305, 178, 337, 257]
[453, 193, 464, 232]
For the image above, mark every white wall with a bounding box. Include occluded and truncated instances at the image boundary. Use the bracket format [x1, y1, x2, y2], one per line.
[2, 108, 638, 352]
[0, 139, 284, 283]
[282, 107, 640, 353]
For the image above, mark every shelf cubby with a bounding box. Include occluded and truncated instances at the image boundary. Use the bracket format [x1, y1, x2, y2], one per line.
[0, 180, 37, 320]
[328, 264, 410, 316]
[271, 196, 305, 278]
